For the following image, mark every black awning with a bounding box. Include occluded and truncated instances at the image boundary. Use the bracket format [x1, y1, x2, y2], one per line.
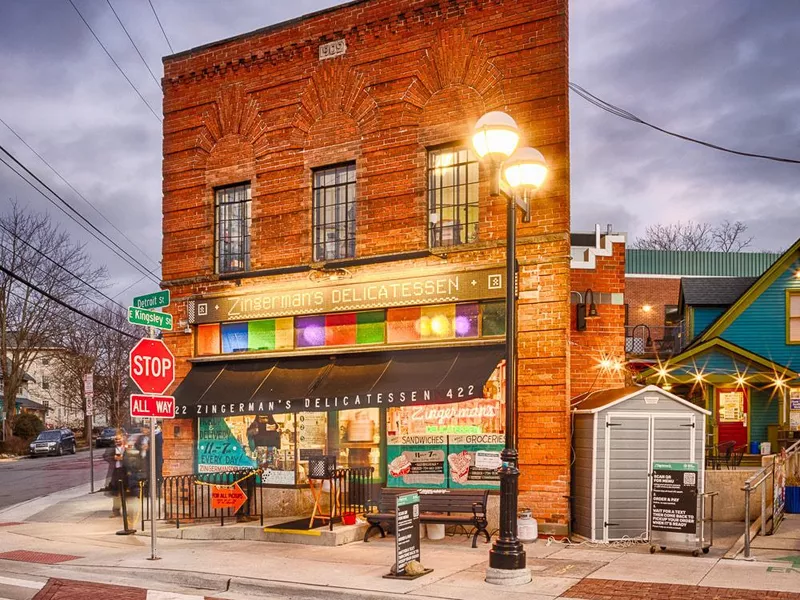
[177, 345, 504, 418]
[173, 362, 225, 409]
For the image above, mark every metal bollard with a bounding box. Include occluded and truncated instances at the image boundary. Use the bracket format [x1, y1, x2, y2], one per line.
[744, 481, 751, 558]
[116, 480, 136, 536]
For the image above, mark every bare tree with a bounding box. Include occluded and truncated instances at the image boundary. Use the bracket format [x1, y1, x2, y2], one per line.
[94, 305, 138, 429]
[50, 314, 103, 443]
[0, 204, 106, 440]
[634, 220, 753, 252]
[712, 220, 753, 252]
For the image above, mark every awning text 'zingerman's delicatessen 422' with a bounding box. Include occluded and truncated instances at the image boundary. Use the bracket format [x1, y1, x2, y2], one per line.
[188, 267, 505, 324]
[182, 385, 486, 417]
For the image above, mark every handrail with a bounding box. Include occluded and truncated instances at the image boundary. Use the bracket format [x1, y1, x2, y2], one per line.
[742, 439, 800, 558]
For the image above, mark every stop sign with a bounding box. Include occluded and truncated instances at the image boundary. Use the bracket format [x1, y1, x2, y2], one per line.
[129, 338, 175, 395]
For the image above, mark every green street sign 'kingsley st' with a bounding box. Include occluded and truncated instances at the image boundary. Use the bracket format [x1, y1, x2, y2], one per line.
[128, 306, 173, 330]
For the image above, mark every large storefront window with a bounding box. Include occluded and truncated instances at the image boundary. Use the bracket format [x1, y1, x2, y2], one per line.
[385, 365, 504, 489]
[191, 352, 505, 492]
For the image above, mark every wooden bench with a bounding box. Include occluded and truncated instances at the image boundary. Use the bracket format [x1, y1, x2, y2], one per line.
[364, 488, 491, 548]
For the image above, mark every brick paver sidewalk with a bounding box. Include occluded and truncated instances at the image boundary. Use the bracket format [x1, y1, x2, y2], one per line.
[562, 578, 800, 600]
[34, 578, 224, 600]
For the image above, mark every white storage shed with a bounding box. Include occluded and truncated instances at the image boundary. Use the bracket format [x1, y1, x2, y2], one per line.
[571, 385, 710, 542]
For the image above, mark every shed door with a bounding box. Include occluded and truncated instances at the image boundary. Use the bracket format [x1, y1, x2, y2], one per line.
[652, 415, 695, 463]
[604, 414, 650, 541]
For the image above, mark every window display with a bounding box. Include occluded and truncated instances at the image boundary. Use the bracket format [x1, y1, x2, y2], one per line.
[337, 408, 381, 476]
[385, 364, 504, 489]
[197, 415, 296, 485]
[297, 412, 328, 484]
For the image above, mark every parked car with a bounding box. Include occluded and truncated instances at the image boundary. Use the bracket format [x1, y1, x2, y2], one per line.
[96, 428, 125, 448]
[29, 429, 76, 457]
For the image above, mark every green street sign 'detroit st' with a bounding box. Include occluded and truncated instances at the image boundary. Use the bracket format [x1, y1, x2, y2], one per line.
[128, 306, 173, 330]
[132, 290, 170, 310]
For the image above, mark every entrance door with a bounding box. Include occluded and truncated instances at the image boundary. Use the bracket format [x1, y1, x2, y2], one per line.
[717, 388, 748, 447]
[604, 414, 650, 541]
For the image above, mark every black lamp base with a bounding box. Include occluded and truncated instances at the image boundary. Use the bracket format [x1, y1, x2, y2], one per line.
[489, 539, 527, 570]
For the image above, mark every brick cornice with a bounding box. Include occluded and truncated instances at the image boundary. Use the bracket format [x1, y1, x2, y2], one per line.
[163, 0, 507, 87]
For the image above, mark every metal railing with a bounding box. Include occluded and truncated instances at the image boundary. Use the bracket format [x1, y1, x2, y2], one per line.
[332, 467, 374, 525]
[625, 324, 684, 356]
[141, 468, 264, 529]
[742, 440, 800, 558]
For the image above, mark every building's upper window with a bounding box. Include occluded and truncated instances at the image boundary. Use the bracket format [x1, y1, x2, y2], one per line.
[789, 291, 800, 344]
[313, 163, 356, 261]
[428, 146, 479, 248]
[215, 183, 251, 274]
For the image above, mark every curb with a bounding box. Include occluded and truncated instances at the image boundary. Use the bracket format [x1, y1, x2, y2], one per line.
[6, 562, 434, 600]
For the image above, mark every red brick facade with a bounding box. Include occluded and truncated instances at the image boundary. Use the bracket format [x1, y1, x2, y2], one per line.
[161, 0, 570, 529]
[625, 277, 681, 330]
[570, 240, 627, 396]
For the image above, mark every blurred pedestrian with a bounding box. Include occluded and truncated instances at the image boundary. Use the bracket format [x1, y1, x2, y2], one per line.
[106, 434, 127, 517]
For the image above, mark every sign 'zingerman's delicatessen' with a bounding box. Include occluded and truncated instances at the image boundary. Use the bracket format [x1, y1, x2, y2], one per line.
[177, 267, 510, 497]
[188, 267, 505, 324]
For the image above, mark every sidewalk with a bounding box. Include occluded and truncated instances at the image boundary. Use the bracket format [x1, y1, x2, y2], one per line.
[1, 490, 800, 600]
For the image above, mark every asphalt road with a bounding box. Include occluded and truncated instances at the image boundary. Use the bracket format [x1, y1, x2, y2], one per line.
[0, 449, 108, 511]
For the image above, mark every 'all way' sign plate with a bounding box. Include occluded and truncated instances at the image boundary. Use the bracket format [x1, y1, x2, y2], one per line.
[128, 306, 173, 330]
[131, 394, 176, 418]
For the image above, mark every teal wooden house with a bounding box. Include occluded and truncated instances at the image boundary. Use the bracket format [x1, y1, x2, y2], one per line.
[640, 238, 800, 453]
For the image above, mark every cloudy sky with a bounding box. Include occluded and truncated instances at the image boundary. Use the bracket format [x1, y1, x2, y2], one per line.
[0, 0, 798, 302]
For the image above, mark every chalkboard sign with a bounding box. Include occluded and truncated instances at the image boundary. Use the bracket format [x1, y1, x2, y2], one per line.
[395, 492, 421, 575]
[650, 462, 698, 534]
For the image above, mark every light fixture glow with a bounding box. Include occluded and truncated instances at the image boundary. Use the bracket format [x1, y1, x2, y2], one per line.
[430, 315, 451, 337]
[502, 147, 548, 190]
[642, 304, 653, 313]
[472, 111, 520, 159]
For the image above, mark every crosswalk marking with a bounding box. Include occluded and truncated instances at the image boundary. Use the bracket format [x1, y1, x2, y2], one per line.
[146, 591, 205, 600]
[0, 576, 44, 590]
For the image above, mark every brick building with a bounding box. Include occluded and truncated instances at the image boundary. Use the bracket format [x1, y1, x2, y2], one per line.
[570, 227, 627, 396]
[159, 0, 604, 534]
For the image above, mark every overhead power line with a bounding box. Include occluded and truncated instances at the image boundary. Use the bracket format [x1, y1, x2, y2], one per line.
[0, 116, 161, 269]
[0, 264, 137, 339]
[0, 145, 161, 285]
[0, 239, 125, 316]
[0, 221, 127, 312]
[105, 0, 162, 90]
[569, 82, 800, 165]
[112, 273, 151, 300]
[66, 0, 162, 123]
[147, 0, 174, 54]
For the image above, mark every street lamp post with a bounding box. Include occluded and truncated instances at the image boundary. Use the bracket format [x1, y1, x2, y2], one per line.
[472, 112, 548, 584]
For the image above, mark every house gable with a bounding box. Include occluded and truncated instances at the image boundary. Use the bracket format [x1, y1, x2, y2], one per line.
[696, 239, 800, 369]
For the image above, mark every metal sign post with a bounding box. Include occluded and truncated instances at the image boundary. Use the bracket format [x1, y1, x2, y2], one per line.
[127, 293, 174, 561]
[83, 374, 94, 493]
[149, 415, 157, 561]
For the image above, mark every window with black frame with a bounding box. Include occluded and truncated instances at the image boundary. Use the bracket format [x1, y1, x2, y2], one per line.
[428, 146, 479, 247]
[313, 163, 356, 261]
[215, 183, 251, 274]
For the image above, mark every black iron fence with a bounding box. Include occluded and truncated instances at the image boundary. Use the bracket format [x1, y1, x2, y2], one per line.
[140, 468, 264, 529]
[331, 467, 374, 529]
[625, 324, 684, 356]
[140, 466, 374, 531]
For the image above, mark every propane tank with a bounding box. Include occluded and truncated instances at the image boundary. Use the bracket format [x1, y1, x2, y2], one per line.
[518, 508, 538, 543]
